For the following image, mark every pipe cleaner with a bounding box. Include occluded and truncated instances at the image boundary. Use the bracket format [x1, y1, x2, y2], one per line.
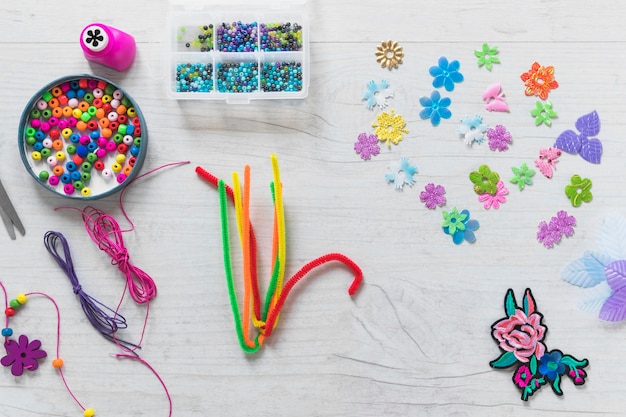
[490, 288, 589, 401]
[196, 154, 363, 353]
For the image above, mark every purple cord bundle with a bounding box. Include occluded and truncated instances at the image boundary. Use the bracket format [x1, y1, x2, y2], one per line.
[43, 230, 135, 349]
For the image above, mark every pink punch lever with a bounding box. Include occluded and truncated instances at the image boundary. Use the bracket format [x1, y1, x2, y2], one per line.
[80, 23, 136, 72]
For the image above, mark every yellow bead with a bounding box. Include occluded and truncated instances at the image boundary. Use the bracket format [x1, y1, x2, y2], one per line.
[52, 358, 64, 368]
[32, 151, 42, 161]
[56, 151, 66, 161]
[115, 154, 126, 164]
[16, 293, 28, 304]
[81, 187, 91, 197]
[72, 108, 83, 118]
[111, 162, 122, 173]
[62, 128, 73, 139]
[84, 408, 95, 417]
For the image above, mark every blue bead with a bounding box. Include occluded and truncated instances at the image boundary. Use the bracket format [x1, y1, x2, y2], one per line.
[126, 125, 135, 135]
[70, 171, 81, 181]
[76, 145, 88, 157]
[66, 161, 77, 172]
[70, 133, 80, 143]
[70, 81, 80, 89]
[66, 90, 76, 99]
[87, 142, 97, 152]
[35, 130, 45, 141]
[89, 131, 100, 140]
[1, 328, 12, 337]
[33, 142, 44, 151]
[130, 145, 140, 156]
[60, 173, 72, 184]
[76, 89, 86, 98]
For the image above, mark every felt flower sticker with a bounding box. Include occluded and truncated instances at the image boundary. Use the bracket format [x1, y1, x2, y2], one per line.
[478, 180, 508, 209]
[537, 211, 576, 248]
[530, 100, 557, 126]
[419, 90, 452, 127]
[475, 43, 500, 71]
[561, 215, 626, 321]
[482, 83, 509, 112]
[385, 158, 417, 190]
[375, 40, 404, 70]
[554, 111, 603, 164]
[490, 288, 589, 401]
[1, 334, 47, 376]
[469, 164, 500, 195]
[429, 56, 464, 91]
[354, 132, 380, 160]
[534, 147, 561, 179]
[520, 62, 559, 100]
[458, 115, 488, 146]
[564, 175, 593, 207]
[362, 80, 394, 110]
[419, 183, 446, 209]
[372, 109, 409, 147]
[441, 208, 479, 244]
[486, 124, 512, 151]
[510, 162, 535, 191]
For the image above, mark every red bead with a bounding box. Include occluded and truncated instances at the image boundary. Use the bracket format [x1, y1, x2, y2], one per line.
[5, 307, 15, 317]
[87, 120, 99, 130]
[93, 98, 103, 108]
[132, 117, 141, 127]
[94, 160, 105, 171]
[79, 78, 88, 88]
[117, 144, 128, 154]
[97, 80, 108, 90]
[72, 155, 84, 165]
[109, 121, 119, 130]
[58, 95, 69, 106]
[128, 156, 137, 167]
[117, 114, 128, 124]
[103, 103, 113, 114]
[49, 129, 60, 140]
[134, 127, 142, 136]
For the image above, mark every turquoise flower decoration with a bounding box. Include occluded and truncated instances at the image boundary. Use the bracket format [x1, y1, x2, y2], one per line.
[442, 208, 479, 244]
[429, 56, 464, 91]
[419, 90, 452, 127]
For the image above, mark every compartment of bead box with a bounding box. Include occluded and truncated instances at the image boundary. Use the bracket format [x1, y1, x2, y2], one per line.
[168, 8, 308, 103]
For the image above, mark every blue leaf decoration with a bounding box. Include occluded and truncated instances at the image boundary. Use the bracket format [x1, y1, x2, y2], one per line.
[579, 136, 603, 164]
[597, 215, 626, 260]
[554, 129, 580, 153]
[575, 110, 601, 137]
[504, 289, 517, 316]
[561, 251, 612, 288]
[577, 282, 612, 315]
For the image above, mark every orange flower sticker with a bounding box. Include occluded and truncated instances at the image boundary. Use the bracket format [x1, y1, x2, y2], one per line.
[520, 62, 559, 100]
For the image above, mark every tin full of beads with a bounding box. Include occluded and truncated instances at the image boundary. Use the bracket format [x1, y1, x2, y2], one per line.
[18, 75, 148, 200]
[167, 7, 309, 102]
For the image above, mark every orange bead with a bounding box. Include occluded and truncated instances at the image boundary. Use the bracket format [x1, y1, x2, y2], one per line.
[52, 140, 63, 150]
[48, 98, 59, 108]
[123, 165, 133, 175]
[52, 358, 64, 368]
[95, 108, 105, 119]
[51, 86, 63, 97]
[116, 105, 127, 115]
[99, 118, 109, 128]
[53, 165, 64, 176]
[76, 121, 86, 131]
[101, 127, 112, 138]
[78, 101, 90, 111]
[62, 106, 73, 117]
[52, 106, 63, 118]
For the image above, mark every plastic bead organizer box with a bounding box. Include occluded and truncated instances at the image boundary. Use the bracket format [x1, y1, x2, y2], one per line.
[167, 6, 309, 103]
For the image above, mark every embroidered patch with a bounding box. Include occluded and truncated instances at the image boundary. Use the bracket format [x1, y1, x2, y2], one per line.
[554, 111, 603, 164]
[490, 288, 589, 401]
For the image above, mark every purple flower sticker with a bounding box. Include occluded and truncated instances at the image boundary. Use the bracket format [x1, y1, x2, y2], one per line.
[354, 132, 380, 160]
[1, 334, 47, 376]
[486, 124, 512, 152]
[419, 183, 446, 209]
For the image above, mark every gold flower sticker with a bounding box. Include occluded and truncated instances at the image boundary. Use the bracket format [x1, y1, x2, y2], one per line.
[375, 40, 404, 70]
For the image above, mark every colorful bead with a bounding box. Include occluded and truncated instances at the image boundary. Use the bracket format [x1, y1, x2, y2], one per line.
[1, 328, 12, 337]
[116, 173, 127, 183]
[84, 407, 95, 417]
[216, 62, 258, 93]
[49, 175, 60, 186]
[9, 299, 20, 309]
[52, 358, 64, 368]
[16, 293, 27, 304]
[5, 307, 15, 316]
[217, 21, 258, 52]
[260, 22, 303, 52]
[261, 61, 303, 92]
[63, 184, 75, 194]
[39, 170, 50, 181]
[81, 187, 91, 197]
[176, 63, 214, 93]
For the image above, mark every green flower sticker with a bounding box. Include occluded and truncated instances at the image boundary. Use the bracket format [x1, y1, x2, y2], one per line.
[441, 207, 467, 235]
[510, 163, 535, 191]
[530, 100, 557, 126]
[474, 43, 500, 71]
[469, 164, 500, 195]
[564, 175, 593, 207]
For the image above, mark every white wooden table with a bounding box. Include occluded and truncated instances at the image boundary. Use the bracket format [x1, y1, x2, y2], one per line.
[1, 1, 625, 416]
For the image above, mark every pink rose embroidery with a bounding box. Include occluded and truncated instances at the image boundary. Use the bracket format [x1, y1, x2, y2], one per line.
[492, 309, 546, 362]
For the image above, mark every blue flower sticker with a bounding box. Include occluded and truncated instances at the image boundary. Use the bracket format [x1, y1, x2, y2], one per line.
[419, 90, 452, 127]
[539, 351, 566, 382]
[429, 56, 464, 91]
[441, 208, 479, 244]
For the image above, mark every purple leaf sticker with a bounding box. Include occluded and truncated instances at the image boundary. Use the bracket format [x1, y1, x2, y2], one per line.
[575, 110, 601, 137]
[601, 260, 626, 321]
[554, 129, 580, 153]
[579, 136, 603, 164]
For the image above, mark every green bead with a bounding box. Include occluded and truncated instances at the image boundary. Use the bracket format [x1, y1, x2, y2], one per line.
[9, 299, 20, 309]
[118, 124, 127, 135]
[88, 106, 97, 116]
[26, 136, 37, 146]
[30, 109, 41, 118]
[38, 171, 50, 181]
[121, 97, 132, 107]
[113, 133, 124, 144]
[81, 162, 92, 172]
[80, 112, 91, 122]
[26, 127, 36, 137]
[73, 181, 84, 190]
[42, 91, 53, 102]
[83, 93, 94, 103]
[41, 109, 52, 119]
[66, 144, 76, 154]
[133, 137, 141, 146]
[105, 84, 115, 95]
[81, 172, 91, 182]
[86, 153, 97, 163]
[40, 148, 51, 158]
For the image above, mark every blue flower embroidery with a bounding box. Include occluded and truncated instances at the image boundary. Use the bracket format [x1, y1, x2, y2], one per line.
[539, 351, 566, 382]
[419, 90, 452, 127]
[429, 56, 464, 91]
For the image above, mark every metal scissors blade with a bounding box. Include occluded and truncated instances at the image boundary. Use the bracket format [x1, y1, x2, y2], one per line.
[0, 178, 25, 239]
